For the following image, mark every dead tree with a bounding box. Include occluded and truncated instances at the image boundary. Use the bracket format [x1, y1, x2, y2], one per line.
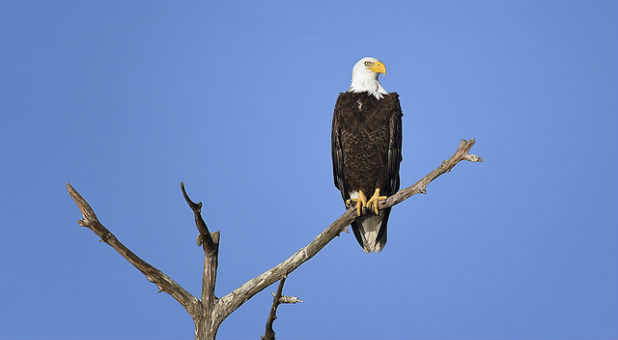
[67, 139, 482, 339]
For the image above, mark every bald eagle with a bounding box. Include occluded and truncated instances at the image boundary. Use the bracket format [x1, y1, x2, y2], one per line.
[331, 57, 403, 253]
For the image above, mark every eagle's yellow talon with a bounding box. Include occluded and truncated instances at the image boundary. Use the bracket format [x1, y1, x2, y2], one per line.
[347, 190, 367, 216]
[366, 189, 387, 215]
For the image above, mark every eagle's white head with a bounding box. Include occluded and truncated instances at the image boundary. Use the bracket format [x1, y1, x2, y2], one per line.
[348, 57, 388, 100]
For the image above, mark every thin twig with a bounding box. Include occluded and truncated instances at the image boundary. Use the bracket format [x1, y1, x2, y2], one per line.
[66, 182, 201, 319]
[278, 295, 303, 304]
[261, 276, 288, 340]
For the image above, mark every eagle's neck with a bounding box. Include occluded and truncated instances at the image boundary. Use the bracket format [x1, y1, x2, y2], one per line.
[348, 73, 388, 100]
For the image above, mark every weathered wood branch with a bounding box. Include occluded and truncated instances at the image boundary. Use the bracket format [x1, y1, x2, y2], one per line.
[181, 182, 217, 252]
[214, 138, 482, 322]
[379, 138, 483, 208]
[66, 182, 201, 319]
[181, 183, 221, 339]
[67, 138, 481, 339]
[261, 276, 288, 340]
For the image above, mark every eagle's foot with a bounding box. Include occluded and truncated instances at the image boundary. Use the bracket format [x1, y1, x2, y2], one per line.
[366, 188, 387, 215]
[346, 190, 367, 216]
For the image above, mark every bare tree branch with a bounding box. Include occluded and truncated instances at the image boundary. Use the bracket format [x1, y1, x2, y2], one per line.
[380, 138, 483, 208]
[261, 276, 288, 340]
[67, 138, 482, 339]
[200, 231, 219, 305]
[66, 182, 201, 319]
[180, 183, 221, 339]
[181, 182, 217, 252]
[215, 139, 482, 321]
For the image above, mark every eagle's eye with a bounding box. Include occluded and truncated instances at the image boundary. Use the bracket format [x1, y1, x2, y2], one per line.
[364, 61, 372, 67]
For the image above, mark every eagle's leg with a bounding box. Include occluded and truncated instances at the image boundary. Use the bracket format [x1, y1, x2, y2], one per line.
[346, 190, 367, 217]
[366, 188, 388, 215]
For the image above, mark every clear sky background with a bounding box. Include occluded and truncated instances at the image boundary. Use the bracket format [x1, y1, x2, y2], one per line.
[0, 1, 616, 339]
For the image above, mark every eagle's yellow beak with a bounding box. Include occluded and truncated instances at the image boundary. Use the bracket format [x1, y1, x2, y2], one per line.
[369, 61, 386, 74]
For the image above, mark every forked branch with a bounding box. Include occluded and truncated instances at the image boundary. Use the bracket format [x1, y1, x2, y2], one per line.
[261, 276, 303, 340]
[262, 276, 289, 340]
[67, 138, 482, 339]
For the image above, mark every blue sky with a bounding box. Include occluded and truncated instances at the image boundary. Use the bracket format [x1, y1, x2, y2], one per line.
[0, 0, 616, 338]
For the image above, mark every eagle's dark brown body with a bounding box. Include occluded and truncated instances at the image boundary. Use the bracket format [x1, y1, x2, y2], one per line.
[331, 92, 403, 252]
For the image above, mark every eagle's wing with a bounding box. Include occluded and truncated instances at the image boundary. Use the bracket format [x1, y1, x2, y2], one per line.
[387, 93, 403, 195]
[331, 94, 347, 200]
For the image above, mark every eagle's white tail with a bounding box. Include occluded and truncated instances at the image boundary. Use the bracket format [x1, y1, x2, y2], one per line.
[355, 215, 386, 253]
